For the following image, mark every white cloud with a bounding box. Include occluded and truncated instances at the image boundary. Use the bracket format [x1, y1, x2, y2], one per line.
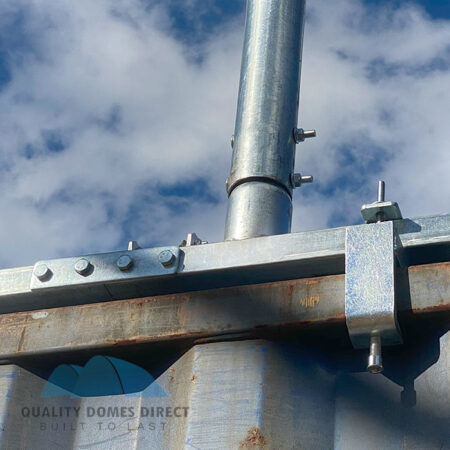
[295, 0, 450, 228]
[0, 0, 448, 268]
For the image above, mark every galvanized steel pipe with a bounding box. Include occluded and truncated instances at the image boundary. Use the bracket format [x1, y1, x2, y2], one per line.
[225, 0, 306, 240]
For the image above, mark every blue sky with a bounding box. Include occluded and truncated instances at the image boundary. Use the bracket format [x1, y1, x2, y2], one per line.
[368, 0, 450, 19]
[0, 0, 449, 268]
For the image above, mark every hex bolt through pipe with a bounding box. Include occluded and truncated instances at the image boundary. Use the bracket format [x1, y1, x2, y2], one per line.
[225, 0, 307, 240]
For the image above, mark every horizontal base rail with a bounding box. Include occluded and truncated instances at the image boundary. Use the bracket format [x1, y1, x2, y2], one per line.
[0, 214, 449, 314]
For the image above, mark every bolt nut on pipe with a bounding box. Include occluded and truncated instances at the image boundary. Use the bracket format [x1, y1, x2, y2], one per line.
[294, 128, 316, 143]
[117, 255, 133, 271]
[159, 250, 176, 267]
[367, 335, 383, 374]
[291, 173, 314, 188]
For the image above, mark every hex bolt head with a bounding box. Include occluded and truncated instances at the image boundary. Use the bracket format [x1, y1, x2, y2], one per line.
[159, 250, 175, 267]
[74, 258, 91, 275]
[34, 264, 51, 281]
[117, 255, 133, 271]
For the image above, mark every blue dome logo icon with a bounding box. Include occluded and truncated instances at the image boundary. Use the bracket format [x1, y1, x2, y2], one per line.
[42, 356, 167, 398]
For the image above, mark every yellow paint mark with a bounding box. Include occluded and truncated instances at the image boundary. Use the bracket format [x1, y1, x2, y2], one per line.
[300, 296, 320, 308]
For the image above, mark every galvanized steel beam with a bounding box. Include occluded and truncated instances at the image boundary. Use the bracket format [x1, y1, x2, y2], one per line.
[0, 214, 448, 314]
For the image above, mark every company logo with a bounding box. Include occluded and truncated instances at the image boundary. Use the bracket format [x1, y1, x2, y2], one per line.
[42, 355, 167, 398]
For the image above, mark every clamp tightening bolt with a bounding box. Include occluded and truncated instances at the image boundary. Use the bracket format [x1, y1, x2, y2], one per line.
[377, 180, 385, 202]
[294, 128, 316, 143]
[159, 250, 176, 267]
[375, 180, 386, 222]
[361, 179, 402, 223]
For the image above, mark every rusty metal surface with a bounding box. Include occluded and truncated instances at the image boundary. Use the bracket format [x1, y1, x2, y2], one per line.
[0, 262, 447, 360]
[1, 335, 449, 449]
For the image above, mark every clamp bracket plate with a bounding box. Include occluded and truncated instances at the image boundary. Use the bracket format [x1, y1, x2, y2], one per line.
[361, 201, 402, 224]
[30, 247, 181, 291]
[345, 221, 402, 349]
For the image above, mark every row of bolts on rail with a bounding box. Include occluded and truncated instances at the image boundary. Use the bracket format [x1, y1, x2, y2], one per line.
[34, 127, 317, 282]
[33, 247, 176, 282]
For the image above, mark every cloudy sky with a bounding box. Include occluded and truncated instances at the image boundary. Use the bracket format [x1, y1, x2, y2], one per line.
[0, 0, 449, 269]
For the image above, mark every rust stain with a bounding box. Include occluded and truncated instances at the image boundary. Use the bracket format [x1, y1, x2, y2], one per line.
[412, 302, 449, 314]
[239, 427, 266, 448]
[110, 338, 139, 346]
[169, 367, 175, 383]
[332, 312, 346, 320]
[191, 374, 197, 383]
[177, 304, 188, 327]
[409, 262, 450, 273]
[85, 312, 348, 350]
[291, 311, 345, 324]
[0, 273, 346, 326]
[272, 312, 346, 330]
[101, 329, 210, 347]
[17, 327, 26, 352]
[303, 273, 341, 284]
[287, 284, 294, 297]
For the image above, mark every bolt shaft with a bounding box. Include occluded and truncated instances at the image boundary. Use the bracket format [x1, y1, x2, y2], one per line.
[300, 175, 313, 184]
[367, 335, 383, 374]
[378, 180, 385, 202]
